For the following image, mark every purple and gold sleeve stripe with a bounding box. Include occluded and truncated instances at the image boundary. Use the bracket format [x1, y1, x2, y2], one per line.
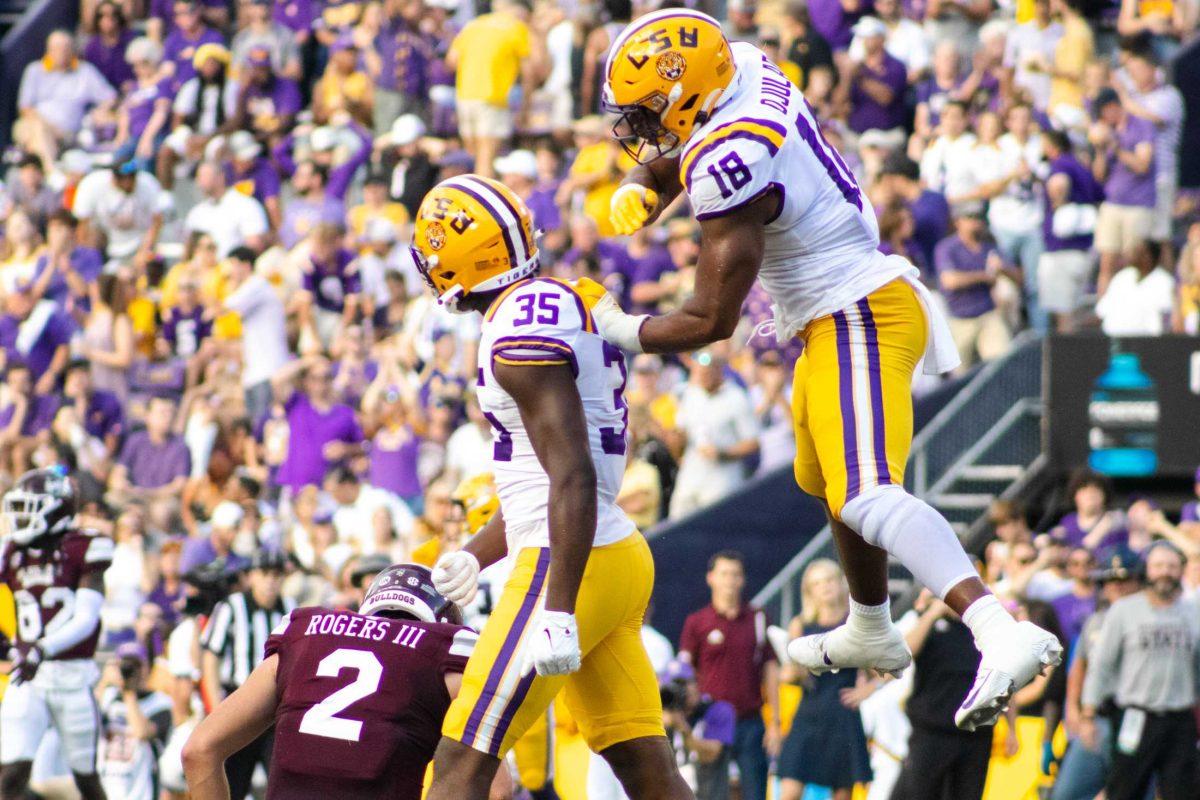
[491, 336, 579, 376]
[680, 118, 787, 192]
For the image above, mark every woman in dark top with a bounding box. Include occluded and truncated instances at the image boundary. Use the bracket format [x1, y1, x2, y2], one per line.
[1014, 599, 1069, 776]
[778, 559, 873, 800]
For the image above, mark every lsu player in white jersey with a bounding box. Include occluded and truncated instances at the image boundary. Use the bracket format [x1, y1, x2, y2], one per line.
[411, 175, 693, 799]
[594, 8, 1061, 731]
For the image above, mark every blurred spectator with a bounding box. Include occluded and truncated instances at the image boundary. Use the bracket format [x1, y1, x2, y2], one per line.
[848, 0, 929, 82]
[158, 44, 237, 188]
[1053, 469, 1127, 552]
[184, 161, 270, 256]
[1095, 239, 1174, 335]
[1052, 546, 1141, 800]
[1038, 128, 1102, 332]
[16, 31, 116, 166]
[30, 210, 104, 309]
[73, 159, 171, 264]
[670, 350, 760, 518]
[879, 153, 950, 270]
[1080, 542, 1200, 800]
[1091, 88, 1156, 294]
[891, 590, 999, 800]
[379, 114, 439, 218]
[777, 560, 872, 800]
[1115, 0, 1195, 63]
[1047, 0, 1094, 121]
[846, 18, 908, 135]
[84, 2, 137, 92]
[114, 37, 172, 171]
[920, 100, 976, 200]
[933, 207, 1018, 367]
[230, 0, 301, 80]
[82, 273, 136, 401]
[232, 46, 302, 142]
[1117, 40, 1184, 256]
[270, 356, 363, 493]
[313, 35, 373, 126]
[0, 284, 74, 393]
[1051, 547, 1097, 646]
[162, 0, 226, 89]
[222, 130, 283, 231]
[679, 551, 780, 800]
[95, 642, 174, 800]
[325, 464, 415, 556]
[109, 395, 190, 526]
[1001, 0, 1062, 112]
[0, 210, 46, 295]
[7, 154, 61, 231]
[660, 658, 737, 800]
[447, 0, 541, 178]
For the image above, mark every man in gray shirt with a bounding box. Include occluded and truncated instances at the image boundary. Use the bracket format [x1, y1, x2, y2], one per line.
[1081, 541, 1200, 800]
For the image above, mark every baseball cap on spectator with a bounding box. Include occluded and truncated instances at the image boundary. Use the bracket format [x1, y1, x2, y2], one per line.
[114, 158, 140, 177]
[246, 46, 272, 68]
[859, 128, 905, 152]
[386, 114, 425, 148]
[228, 130, 262, 161]
[494, 149, 538, 180]
[852, 16, 887, 39]
[59, 149, 92, 175]
[210, 500, 244, 529]
[439, 149, 475, 172]
[251, 548, 288, 573]
[879, 152, 920, 181]
[1091, 545, 1141, 582]
[192, 42, 230, 71]
[349, 553, 391, 588]
[363, 217, 397, 245]
[659, 658, 695, 684]
[310, 126, 338, 152]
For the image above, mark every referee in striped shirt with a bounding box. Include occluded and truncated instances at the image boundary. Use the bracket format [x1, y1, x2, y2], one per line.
[200, 549, 293, 800]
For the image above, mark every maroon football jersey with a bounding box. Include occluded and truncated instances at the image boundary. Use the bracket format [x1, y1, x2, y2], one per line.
[265, 606, 476, 800]
[0, 530, 113, 660]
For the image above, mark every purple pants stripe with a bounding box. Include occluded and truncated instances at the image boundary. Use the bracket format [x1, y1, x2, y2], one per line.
[487, 668, 539, 756]
[857, 298, 891, 485]
[833, 311, 861, 501]
[462, 548, 551, 747]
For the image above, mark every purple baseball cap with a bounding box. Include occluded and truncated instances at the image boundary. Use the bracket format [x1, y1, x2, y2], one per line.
[115, 642, 148, 663]
[658, 658, 695, 685]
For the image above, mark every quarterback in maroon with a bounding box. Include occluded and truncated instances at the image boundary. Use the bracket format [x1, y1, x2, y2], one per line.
[0, 467, 113, 800]
[183, 563, 506, 800]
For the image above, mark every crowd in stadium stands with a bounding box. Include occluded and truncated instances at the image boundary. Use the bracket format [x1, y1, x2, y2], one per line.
[0, 0, 1198, 795]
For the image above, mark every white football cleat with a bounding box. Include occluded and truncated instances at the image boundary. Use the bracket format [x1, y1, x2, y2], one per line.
[784, 619, 912, 679]
[955, 620, 1063, 731]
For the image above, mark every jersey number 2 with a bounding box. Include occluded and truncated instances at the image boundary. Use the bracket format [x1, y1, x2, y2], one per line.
[298, 648, 383, 742]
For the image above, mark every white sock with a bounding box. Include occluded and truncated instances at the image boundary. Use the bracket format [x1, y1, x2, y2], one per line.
[961, 594, 1017, 649]
[840, 486, 980, 598]
[848, 597, 892, 635]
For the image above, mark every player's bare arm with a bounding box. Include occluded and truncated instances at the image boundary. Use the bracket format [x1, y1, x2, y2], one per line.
[492, 361, 596, 617]
[183, 655, 279, 800]
[461, 506, 508, 571]
[609, 191, 775, 354]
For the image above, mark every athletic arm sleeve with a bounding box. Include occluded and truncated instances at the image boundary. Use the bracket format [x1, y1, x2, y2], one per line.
[39, 587, 104, 657]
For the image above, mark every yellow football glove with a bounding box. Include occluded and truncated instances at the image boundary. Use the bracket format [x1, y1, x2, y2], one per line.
[610, 184, 659, 236]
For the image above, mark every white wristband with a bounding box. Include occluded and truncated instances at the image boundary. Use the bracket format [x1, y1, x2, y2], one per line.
[607, 312, 648, 354]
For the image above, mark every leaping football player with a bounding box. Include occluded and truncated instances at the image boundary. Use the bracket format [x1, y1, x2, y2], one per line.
[410, 175, 693, 799]
[0, 467, 112, 800]
[593, 8, 1061, 730]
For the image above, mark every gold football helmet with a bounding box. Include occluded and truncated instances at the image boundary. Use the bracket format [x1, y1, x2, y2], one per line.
[411, 175, 540, 313]
[603, 9, 736, 163]
[452, 472, 499, 536]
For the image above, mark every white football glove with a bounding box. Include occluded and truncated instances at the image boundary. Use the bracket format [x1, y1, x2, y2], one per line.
[610, 183, 659, 236]
[523, 610, 582, 677]
[432, 550, 480, 606]
[591, 291, 648, 354]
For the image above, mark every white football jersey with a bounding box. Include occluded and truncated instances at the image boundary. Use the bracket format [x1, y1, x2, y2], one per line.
[680, 42, 916, 341]
[477, 277, 637, 554]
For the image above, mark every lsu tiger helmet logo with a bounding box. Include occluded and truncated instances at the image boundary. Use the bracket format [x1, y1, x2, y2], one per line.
[411, 175, 540, 313]
[452, 472, 499, 537]
[603, 9, 735, 163]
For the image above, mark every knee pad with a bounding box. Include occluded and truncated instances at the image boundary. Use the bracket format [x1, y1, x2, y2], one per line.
[840, 485, 920, 551]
